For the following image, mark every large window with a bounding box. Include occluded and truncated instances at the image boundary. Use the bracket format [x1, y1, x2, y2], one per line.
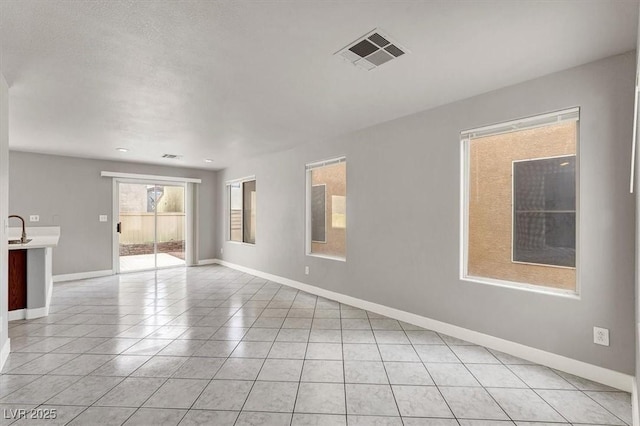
[461, 108, 578, 293]
[306, 158, 346, 260]
[228, 177, 256, 244]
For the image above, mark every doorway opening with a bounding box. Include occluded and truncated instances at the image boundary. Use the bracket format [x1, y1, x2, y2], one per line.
[116, 181, 186, 273]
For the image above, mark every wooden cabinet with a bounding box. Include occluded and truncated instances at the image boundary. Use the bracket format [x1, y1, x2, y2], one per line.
[8, 250, 27, 311]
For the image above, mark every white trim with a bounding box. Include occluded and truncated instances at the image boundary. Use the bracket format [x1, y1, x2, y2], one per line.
[460, 137, 468, 281]
[45, 264, 53, 313]
[461, 276, 579, 299]
[53, 269, 113, 283]
[112, 179, 120, 274]
[227, 241, 256, 247]
[630, 81, 639, 193]
[461, 107, 579, 139]
[213, 258, 632, 392]
[632, 378, 639, 426]
[7, 310, 24, 321]
[25, 306, 48, 319]
[226, 175, 256, 184]
[306, 253, 347, 262]
[0, 338, 10, 371]
[305, 166, 312, 254]
[185, 182, 197, 266]
[197, 259, 217, 266]
[8, 306, 48, 321]
[101, 171, 202, 184]
[305, 156, 346, 170]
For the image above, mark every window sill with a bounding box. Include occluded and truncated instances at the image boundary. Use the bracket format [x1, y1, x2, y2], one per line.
[461, 275, 580, 300]
[227, 241, 256, 247]
[306, 253, 346, 262]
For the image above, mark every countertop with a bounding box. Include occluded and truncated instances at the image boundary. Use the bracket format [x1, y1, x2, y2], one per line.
[8, 226, 60, 250]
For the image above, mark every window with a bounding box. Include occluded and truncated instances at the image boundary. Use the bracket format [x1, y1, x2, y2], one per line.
[306, 158, 346, 260]
[461, 108, 578, 292]
[513, 156, 576, 267]
[228, 177, 256, 244]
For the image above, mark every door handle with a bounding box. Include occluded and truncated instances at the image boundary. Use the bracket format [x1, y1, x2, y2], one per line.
[116, 222, 121, 233]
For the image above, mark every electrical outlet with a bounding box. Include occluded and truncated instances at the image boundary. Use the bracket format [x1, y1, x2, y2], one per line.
[305, 266, 309, 275]
[220, 248, 224, 255]
[593, 326, 610, 346]
[29, 215, 39, 222]
[99, 215, 108, 222]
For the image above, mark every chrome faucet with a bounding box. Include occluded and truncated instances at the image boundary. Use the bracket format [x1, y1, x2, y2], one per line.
[8, 215, 28, 243]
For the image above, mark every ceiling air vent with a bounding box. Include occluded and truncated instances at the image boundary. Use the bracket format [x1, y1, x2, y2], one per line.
[335, 28, 408, 71]
[162, 154, 182, 159]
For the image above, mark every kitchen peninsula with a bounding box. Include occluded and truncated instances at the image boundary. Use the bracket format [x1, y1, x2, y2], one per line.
[8, 226, 60, 320]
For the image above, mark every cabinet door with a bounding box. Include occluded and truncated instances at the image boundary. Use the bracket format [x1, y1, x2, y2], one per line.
[8, 250, 27, 311]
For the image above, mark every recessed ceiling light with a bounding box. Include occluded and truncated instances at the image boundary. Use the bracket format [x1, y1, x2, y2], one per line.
[116, 148, 128, 152]
[204, 159, 214, 163]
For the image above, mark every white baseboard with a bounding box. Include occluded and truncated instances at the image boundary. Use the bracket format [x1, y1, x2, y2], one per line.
[53, 269, 113, 282]
[197, 259, 217, 266]
[25, 306, 48, 320]
[0, 338, 10, 371]
[214, 258, 633, 392]
[8, 306, 48, 321]
[7, 310, 24, 321]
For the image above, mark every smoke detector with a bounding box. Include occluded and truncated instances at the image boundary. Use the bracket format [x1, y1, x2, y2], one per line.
[162, 154, 182, 159]
[335, 29, 408, 71]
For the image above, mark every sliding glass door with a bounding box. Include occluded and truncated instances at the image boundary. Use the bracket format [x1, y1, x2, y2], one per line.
[117, 181, 186, 272]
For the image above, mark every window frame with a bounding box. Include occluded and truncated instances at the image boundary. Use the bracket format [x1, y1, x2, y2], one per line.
[226, 175, 256, 245]
[459, 108, 580, 298]
[305, 157, 347, 262]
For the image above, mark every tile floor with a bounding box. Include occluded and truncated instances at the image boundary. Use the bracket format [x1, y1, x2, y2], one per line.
[0, 265, 632, 425]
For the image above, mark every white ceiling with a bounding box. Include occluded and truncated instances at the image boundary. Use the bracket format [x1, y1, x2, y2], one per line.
[1, 0, 638, 170]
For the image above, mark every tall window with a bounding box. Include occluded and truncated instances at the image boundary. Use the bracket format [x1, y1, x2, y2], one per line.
[228, 177, 256, 244]
[462, 108, 578, 292]
[306, 158, 346, 260]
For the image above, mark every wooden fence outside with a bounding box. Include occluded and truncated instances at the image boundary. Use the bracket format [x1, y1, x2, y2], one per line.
[119, 212, 185, 244]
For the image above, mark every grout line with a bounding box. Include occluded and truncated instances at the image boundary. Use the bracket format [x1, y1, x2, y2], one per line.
[340, 303, 349, 425]
[289, 290, 317, 426]
[232, 282, 295, 426]
[366, 313, 405, 424]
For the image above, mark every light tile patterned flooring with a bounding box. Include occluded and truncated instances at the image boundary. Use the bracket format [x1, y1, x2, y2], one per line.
[0, 265, 632, 425]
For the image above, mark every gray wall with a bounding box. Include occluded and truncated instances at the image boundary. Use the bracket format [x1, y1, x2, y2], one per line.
[0, 74, 9, 358]
[9, 152, 217, 275]
[216, 52, 636, 374]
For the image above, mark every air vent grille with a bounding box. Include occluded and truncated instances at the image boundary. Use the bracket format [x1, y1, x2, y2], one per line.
[336, 29, 408, 71]
[162, 154, 182, 159]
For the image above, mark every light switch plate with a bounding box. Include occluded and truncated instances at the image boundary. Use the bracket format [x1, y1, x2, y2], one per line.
[29, 215, 39, 222]
[99, 215, 108, 222]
